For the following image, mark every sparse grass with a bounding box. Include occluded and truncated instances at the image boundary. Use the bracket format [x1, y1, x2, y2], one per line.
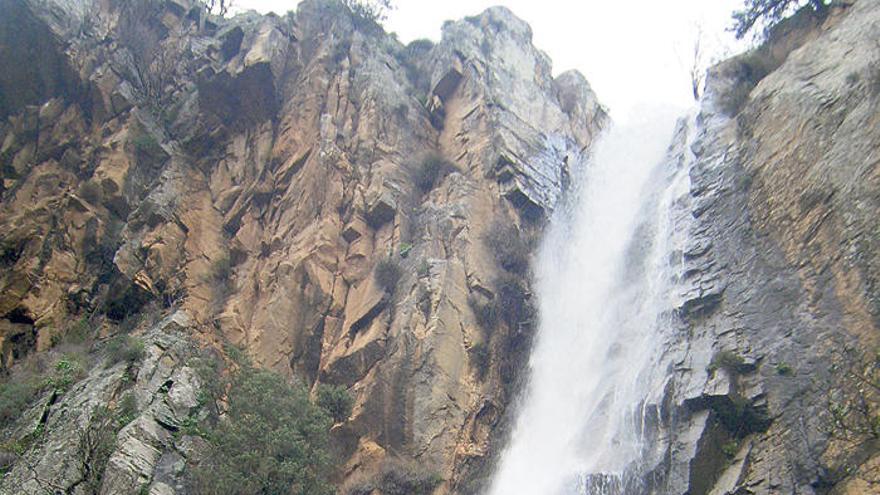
[0, 338, 95, 428]
[412, 154, 457, 193]
[483, 222, 530, 274]
[0, 377, 43, 427]
[374, 257, 403, 294]
[105, 334, 145, 366]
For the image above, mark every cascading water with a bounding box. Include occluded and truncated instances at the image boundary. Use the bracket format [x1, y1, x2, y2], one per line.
[488, 108, 695, 495]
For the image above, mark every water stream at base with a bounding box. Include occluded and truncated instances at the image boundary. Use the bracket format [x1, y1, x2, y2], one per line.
[488, 109, 695, 495]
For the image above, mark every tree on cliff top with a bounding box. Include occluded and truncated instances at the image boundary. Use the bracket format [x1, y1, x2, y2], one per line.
[732, 0, 828, 39]
[343, 0, 394, 23]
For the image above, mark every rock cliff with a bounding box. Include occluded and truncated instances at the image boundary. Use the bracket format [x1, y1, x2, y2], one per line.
[637, 1, 880, 494]
[0, 0, 606, 492]
[2, 0, 880, 493]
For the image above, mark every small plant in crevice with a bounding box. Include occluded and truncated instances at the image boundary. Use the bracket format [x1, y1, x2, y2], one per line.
[721, 439, 740, 459]
[416, 259, 430, 278]
[412, 153, 457, 193]
[45, 355, 88, 393]
[399, 242, 413, 258]
[483, 222, 530, 275]
[469, 342, 490, 380]
[775, 361, 793, 376]
[707, 349, 748, 376]
[374, 257, 403, 294]
[316, 383, 354, 423]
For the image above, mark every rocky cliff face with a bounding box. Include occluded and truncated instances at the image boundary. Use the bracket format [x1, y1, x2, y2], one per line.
[0, 0, 605, 493]
[3, 0, 880, 493]
[638, 1, 880, 494]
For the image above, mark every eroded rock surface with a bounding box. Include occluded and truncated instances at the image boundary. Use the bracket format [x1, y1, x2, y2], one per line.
[0, 0, 605, 492]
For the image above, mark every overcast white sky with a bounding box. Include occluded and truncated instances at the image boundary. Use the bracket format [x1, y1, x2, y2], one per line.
[235, 0, 748, 120]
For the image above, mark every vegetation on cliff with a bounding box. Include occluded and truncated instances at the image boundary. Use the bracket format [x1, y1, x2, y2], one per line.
[189, 354, 337, 495]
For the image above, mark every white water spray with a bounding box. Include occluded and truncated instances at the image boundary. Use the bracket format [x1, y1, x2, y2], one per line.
[488, 109, 694, 495]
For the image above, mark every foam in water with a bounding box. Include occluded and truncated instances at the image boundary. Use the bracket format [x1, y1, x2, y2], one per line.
[488, 108, 693, 495]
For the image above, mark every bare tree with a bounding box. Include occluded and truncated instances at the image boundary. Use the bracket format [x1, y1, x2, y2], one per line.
[343, 0, 394, 23]
[204, 0, 232, 17]
[116, 0, 177, 110]
[689, 29, 707, 101]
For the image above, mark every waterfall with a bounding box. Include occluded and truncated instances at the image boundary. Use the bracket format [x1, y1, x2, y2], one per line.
[488, 108, 694, 495]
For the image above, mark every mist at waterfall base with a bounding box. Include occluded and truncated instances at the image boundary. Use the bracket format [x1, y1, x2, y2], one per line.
[488, 107, 692, 495]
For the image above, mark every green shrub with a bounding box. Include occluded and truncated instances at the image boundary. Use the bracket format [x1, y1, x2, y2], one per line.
[721, 440, 740, 458]
[483, 222, 530, 274]
[189, 365, 335, 495]
[374, 257, 402, 294]
[775, 362, 793, 376]
[316, 384, 354, 423]
[106, 335, 145, 366]
[412, 154, 456, 193]
[399, 242, 413, 258]
[707, 350, 747, 376]
[45, 355, 87, 392]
